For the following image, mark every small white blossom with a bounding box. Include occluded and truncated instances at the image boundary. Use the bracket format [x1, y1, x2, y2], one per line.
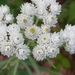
[46, 45, 59, 58]
[43, 14, 57, 27]
[61, 24, 75, 54]
[51, 32, 63, 47]
[16, 14, 33, 29]
[4, 14, 14, 23]
[7, 23, 20, 34]
[0, 5, 10, 14]
[15, 44, 30, 60]
[50, 2, 61, 15]
[9, 33, 24, 45]
[41, 25, 50, 33]
[20, 3, 36, 15]
[0, 41, 15, 57]
[25, 25, 41, 40]
[37, 33, 51, 45]
[32, 45, 46, 61]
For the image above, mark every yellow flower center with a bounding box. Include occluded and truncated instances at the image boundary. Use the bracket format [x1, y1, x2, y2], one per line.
[29, 28, 36, 34]
[45, 28, 49, 33]
[51, 17, 54, 20]
[22, 18, 27, 23]
[43, 37, 46, 40]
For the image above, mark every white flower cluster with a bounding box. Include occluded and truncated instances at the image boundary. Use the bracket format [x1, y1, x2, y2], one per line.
[0, 5, 30, 60]
[0, 5, 14, 24]
[1, 1, 74, 61]
[33, 32, 63, 61]
[16, 0, 62, 61]
[60, 24, 75, 54]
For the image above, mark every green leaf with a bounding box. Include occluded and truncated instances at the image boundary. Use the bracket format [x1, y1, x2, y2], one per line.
[17, 68, 29, 75]
[0, 0, 8, 5]
[38, 65, 62, 75]
[58, 8, 68, 19]
[46, 58, 56, 69]
[56, 54, 71, 69]
[0, 68, 8, 75]
[61, 58, 71, 69]
[29, 56, 41, 75]
[68, 1, 75, 22]
[14, 0, 24, 6]
[0, 60, 7, 69]
[21, 61, 33, 75]
[12, 59, 19, 75]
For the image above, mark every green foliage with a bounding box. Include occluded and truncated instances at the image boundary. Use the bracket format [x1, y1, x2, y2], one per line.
[56, 54, 71, 69]
[68, 1, 75, 23]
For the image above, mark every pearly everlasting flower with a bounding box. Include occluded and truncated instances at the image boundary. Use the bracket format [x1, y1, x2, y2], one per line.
[7, 24, 20, 34]
[36, 7, 48, 19]
[41, 25, 50, 33]
[50, 32, 63, 47]
[0, 5, 10, 14]
[20, 3, 36, 15]
[9, 33, 24, 45]
[43, 14, 57, 27]
[4, 14, 14, 23]
[60, 24, 75, 54]
[46, 45, 59, 58]
[32, 45, 46, 61]
[37, 33, 51, 45]
[16, 14, 33, 29]
[0, 41, 15, 57]
[50, 2, 61, 15]
[25, 25, 41, 40]
[15, 44, 30, 60]
[65, 44, 75, 54]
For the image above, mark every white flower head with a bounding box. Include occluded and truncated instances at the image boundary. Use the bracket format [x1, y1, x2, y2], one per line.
[51, 32, 63, 47]
[16, 14, 33, 29]
[41, 25, 50, 33]
[32, 45, 46, 61]
[0, 41, 15, 57]
[0, 5, 10, 14]
[25, 25, 41, 40]
[50, 2, 61, 15]
[62, 24, 75, 54]
[37, 33, 51, 45]
[15, 44, 30, 60]
[46, 45, 59, 58]
[4, 14, 14, 23]
[10, 33, 24, 45]
[7, 23, 20, 34]
[65, 44, 75, 54]
[20, 3, 36, 15]
[43, 14, 57, 27]
[36, 7, 48, 19]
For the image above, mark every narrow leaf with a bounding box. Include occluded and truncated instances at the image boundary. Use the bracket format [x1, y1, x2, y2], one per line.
[29, 56, 41, 75]
[21, 61, 33, 75]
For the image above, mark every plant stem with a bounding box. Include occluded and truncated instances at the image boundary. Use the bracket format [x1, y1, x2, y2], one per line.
[13, 59, 19, 75]
[46, 57, 56, 69]
[21, 61, 33, 75]
[2, 55, 15, 70]
[35, 18, 39, 25]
